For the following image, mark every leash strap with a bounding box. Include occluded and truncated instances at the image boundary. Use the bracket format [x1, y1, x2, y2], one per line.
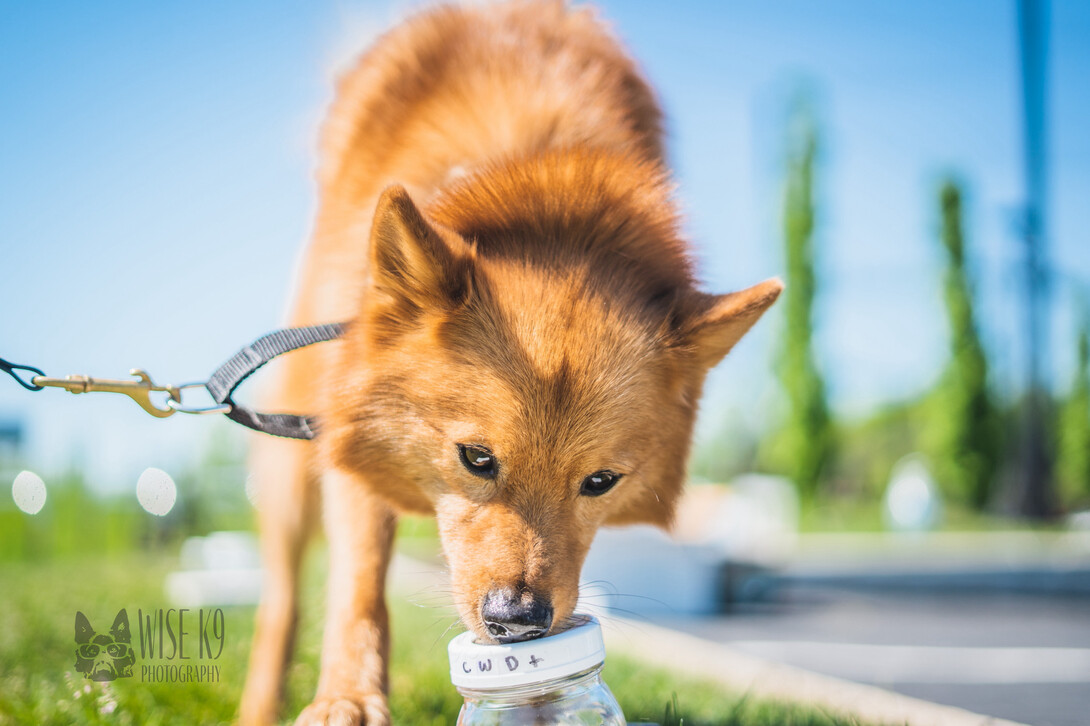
[205, 322, 347, 440]
[2, 323, 346, 440]
[0, 357, 45, 391]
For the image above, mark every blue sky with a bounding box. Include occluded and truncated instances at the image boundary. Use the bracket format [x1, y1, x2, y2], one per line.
[1, 1, 1088, 491]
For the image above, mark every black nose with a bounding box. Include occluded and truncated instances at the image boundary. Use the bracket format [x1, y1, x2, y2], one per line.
[481, 588, 553, 643]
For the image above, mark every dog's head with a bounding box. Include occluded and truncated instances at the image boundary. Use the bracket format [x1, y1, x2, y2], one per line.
[325, 151, 780, 642]
[74, 610, 135, 681]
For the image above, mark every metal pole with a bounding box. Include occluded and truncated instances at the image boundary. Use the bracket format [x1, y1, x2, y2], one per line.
[1016, 0, 1054, 518]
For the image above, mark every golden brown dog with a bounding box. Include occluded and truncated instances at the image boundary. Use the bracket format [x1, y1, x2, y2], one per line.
[239, 2, 781, 724]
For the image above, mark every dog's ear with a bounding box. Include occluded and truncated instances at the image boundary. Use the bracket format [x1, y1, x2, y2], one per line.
[110, 609, 131, 642]
[676, 278, 783, 368]
[370, 185, 474, 309]
[75, 612, 94, 644]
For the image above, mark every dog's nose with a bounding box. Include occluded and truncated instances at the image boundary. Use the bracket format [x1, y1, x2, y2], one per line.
[481, 588, 553, 643]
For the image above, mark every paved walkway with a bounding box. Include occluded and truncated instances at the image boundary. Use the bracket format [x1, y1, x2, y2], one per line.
[598, 614, 1029, 726]
[746, 531, 1090, 596]
[593, 530, 1090, 726]
[650, 588, 1089, 726]
[388, 553, 1045, 726]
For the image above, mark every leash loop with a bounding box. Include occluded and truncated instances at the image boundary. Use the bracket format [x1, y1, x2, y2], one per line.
[0, 358, 46, 391]
[166, 383, 233, 415]
[204, 322, 347, 440]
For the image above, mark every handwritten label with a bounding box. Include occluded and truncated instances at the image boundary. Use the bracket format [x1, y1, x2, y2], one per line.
[461, 653, 545, 675]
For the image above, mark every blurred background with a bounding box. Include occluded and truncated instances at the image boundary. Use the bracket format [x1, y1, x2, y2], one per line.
[2, 0, 1089, 519]
[1, 1, 1089, 725]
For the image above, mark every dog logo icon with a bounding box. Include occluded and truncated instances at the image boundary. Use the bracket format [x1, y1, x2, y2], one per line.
[74, 610, 135, 681]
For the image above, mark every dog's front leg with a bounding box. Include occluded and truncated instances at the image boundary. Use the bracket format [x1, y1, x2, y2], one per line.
[296, 469, 397, 726]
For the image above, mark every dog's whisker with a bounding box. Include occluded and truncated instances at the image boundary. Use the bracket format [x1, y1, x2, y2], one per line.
[590, 592, 676, 610]
[405, 593, 457, 601]
[402, 586, 456, 599]
[578, 579, 619, 590]
[404, 596, 458, 613]
[583, 608, 661, 640]
[407, 597, 457, 606]
[402, 588, 457, 600]
[429, 617, 466, 650]
[581, 604, 650, 622]
[403, 586, 457, 596]
[577, 582, 678, 613]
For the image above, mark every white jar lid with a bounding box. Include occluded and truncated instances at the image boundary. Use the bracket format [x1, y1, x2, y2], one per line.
[448, 614, 606, 689]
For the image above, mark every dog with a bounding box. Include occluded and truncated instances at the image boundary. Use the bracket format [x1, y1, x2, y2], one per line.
[238, 2, 781, 723]
[74, 610, 135, 682]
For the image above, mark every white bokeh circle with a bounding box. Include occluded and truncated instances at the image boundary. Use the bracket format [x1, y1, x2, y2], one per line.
[12, 470, 46, 515]
[136, 467, 177, 516]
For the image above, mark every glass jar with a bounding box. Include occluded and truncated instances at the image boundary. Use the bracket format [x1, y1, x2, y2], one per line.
[448, 614, 626, 725]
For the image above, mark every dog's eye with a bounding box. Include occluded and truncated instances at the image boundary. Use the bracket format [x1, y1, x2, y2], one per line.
[580, 470, 622, 496]
[107, 643, 130, 658]
[458, 444, 497, 478]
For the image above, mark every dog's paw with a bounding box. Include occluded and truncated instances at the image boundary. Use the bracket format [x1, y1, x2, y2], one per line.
[294, 693, 389, 726]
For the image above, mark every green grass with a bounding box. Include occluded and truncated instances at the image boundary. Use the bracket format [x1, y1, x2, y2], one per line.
[797, 494, 1066, 534]
[0, 551, 879, 725]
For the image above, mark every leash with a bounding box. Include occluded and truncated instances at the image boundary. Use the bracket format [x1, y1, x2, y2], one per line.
[1, 322, 346, 440]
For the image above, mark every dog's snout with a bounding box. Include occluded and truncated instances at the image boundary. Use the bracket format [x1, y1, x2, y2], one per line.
[481, 588, 553, 643]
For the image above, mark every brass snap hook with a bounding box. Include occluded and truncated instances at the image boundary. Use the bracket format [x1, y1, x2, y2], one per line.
[31, 369, 180, 418]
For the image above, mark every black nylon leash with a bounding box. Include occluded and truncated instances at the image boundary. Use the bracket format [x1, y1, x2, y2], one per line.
[1, 322, 347, 440]
[204, 322, 346, 440]
[0, 358, 45, 391]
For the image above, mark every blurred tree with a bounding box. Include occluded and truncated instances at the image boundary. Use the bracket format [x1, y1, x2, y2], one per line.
[175, 421, 254, 535]
[833, 400, 923, 501]
[1057, 306, 1090, 508]
[767, 104, 833, 500]
[927, 180, 1000, 509]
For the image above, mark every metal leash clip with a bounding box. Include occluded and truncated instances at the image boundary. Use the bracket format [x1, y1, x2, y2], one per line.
[30, 369, 182, 418]
[28, 371, 233, 418]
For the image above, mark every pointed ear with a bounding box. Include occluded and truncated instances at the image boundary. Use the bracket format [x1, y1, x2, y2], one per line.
[110, 609, 130, 641]
[370, 185, 473, 308]
[678, 278, 783, 368]
[75, 612, 94, 644]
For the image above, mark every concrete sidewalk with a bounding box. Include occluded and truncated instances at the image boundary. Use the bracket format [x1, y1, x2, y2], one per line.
[736, 530, 1090, 599]
[582, 528, 1089, 724]
[388, 553, 1033, 726]
[599, 616, 1029, 726]
[642, 588, 1090, 726]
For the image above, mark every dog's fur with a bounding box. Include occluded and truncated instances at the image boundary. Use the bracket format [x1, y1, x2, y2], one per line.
[239, 2, 781, 724]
